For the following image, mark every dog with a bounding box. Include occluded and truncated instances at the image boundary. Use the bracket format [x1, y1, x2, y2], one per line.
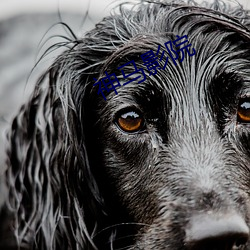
[1, 0, 250, 249]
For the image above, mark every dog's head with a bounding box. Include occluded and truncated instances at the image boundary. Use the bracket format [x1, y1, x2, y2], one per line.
[3, 1, 250, 250]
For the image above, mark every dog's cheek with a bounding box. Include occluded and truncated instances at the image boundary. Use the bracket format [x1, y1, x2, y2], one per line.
[235, 128, 250, 159]
[101, 137, 161, 223]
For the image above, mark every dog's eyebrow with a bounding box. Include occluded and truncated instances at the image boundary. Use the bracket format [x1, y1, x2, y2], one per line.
[211, 71, 243, 94]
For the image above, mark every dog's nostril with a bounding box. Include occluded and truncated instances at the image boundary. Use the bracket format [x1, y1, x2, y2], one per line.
[235, 236, 249, 248]
[187, 234, 248, 250]
[185, 213, 249, 250]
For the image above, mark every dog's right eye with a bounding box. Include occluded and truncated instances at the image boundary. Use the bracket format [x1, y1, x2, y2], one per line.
[237, 98, 250, 123]
[116, 110, 145, 133]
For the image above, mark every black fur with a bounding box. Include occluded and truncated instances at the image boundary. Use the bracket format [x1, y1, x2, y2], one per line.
[2, 0, 250, 249]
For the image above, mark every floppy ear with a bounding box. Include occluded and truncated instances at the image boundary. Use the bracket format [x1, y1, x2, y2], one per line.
[3, 50, 105, 249]
[1, 9, 141, 248]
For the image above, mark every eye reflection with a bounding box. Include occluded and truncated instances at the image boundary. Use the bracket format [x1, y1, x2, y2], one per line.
[237, 99, 250, 123]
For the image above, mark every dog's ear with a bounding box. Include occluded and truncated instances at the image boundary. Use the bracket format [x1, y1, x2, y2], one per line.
[1, 11, 132, 248]
[3, 53, 104, 249]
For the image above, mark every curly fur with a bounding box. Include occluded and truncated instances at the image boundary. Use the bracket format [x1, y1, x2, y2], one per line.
[2, 0, 250, 249]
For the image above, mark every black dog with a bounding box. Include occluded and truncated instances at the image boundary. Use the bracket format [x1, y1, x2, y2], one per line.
[2, 0, 250, 249]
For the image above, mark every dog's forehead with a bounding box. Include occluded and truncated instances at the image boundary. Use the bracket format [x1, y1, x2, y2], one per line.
[98, 2, 250, 102]
[112, 53, 250, 103]
[93, 1, 250, 126]
[111, 31, 250, 103]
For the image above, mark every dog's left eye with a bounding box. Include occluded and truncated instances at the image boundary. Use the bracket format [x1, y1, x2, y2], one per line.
[116, 110, 145, 133]
[237, 99, 250, 123]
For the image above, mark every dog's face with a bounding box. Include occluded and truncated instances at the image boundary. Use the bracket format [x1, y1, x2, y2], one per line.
[87, 4, 250, 250]
[4, 1, 250, 250]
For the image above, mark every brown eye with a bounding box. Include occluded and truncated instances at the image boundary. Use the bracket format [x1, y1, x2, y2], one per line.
[116, 110, 144, 133]
[237, 99, 250, 123]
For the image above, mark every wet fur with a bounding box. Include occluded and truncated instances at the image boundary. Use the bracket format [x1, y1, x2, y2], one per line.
[2, 0, 250, 249]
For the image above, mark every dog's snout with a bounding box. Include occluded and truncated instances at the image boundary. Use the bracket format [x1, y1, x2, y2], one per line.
[185, 213, 249, 250]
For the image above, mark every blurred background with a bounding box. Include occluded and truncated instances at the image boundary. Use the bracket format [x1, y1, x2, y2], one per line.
[0, 0, 119, 173]
[0, 0, 250, 174]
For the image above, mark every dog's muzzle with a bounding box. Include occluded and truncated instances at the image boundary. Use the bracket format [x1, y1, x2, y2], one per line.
[185, 213, 249, 250]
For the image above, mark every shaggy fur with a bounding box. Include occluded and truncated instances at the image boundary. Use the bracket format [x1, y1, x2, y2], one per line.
[2, 0, 250, 249]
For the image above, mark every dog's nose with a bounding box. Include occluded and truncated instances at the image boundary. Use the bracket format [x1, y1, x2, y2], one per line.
[185, 213, 249, 250]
